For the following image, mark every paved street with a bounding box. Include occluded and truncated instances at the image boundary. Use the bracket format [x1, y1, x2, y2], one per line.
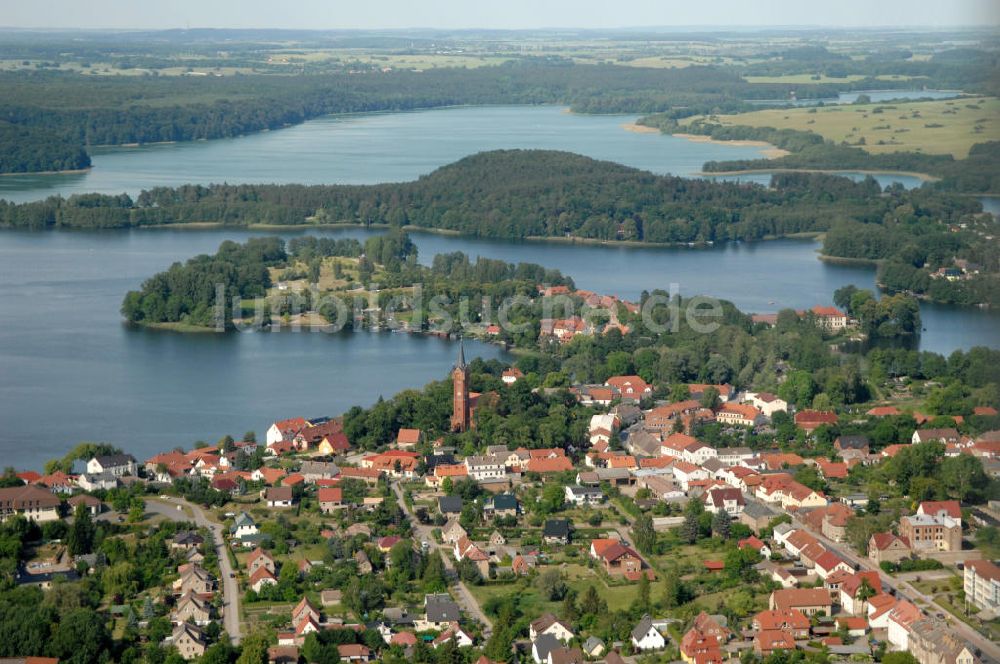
[793, 517, 1000, 663]
[390, 482, 493, 633]
[147, 497, 242, 644]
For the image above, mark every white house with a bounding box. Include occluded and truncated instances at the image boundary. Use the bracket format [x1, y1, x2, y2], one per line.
[464, 456, 506, 481]
[87, 454, 137, 477]
[887, 601, 922, 651]
[702, 487, 745, 515]
[630, 615, 666, 651]
[266, 417, 308, 446]
[529, 614, 575, 643]
[76, 472, 119, 491]
[744, 392, 789, 417]
[681, 442, 718, 466]
[564, 485, 604, 506]
[230, 512, 259, 539]
[671, 461, 709, 490]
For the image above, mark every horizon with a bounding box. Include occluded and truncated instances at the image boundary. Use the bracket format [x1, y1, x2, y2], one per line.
[2, 0, 998, 31]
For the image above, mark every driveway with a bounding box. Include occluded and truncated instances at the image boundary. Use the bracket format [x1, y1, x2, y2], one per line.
[147, 497, 242, 644]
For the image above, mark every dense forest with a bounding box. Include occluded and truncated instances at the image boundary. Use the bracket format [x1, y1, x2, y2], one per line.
[1, 39, 995, 174]
[0, 122, 91, 174]
[0, 149, 983, 240]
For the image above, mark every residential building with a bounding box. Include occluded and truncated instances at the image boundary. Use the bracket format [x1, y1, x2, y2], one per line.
[744, 392, 788, 417]
[0, 485, 61, 523]
[564, 485, 604, 506]
[868, 532, 912, 564]
[631, 615, 666, 651]
[963, 559, 1000, 614]
[464, 456, 506, 481]
[912, 428, 960, 445]
[908, 617, 981, 664]
[702, 487, 745, 515]
[543, 520, 570, 545]
[86, 454, 137, 477]
[717, 403, 765, 427]
[247, 547, 276, 576]
[769, 588, 833, 616]
[318, 487, 343, 513]
[887, 600, 922, 651]
[752, 609, 810, 638]
[484, 493, 519, 519]
[172, 623, 207, 660]
[899, 512, 962, 553]
[529, 614, 574, 642]
[264, 486, 294, 508]
[590, 539, 653, 581]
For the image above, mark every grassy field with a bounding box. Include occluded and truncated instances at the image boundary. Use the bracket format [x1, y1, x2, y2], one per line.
[743, 73, 920, 84]
[697, 96, 999, 159]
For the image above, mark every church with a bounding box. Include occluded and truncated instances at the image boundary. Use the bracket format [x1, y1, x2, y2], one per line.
[451, 340, 486, 432]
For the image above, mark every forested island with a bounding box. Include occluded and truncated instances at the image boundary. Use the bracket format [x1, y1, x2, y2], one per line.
[3, 149, 997, 305]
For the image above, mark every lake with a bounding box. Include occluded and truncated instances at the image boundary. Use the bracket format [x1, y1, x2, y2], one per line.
[746, 89, 962, 107]
[0, 104, 996, 469]
[2, 226, 999, 471]
[0, 105, 924, 204]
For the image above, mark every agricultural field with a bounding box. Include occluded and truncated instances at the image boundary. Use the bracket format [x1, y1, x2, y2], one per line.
[699, 96, 1000, 158]
[743, 73, 921, 84]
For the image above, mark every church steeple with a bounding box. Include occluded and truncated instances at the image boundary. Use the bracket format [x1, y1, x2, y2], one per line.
[451, 337, 470, 432]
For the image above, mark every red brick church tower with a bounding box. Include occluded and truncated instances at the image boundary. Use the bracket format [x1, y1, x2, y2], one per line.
[451, 339, 470, 432]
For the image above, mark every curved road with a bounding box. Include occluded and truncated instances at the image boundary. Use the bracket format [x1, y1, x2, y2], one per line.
[148, 497, 242, 644]
[390, 482, 493, 634]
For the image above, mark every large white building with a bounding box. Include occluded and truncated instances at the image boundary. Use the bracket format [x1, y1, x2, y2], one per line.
[964, 559, 1000, 615]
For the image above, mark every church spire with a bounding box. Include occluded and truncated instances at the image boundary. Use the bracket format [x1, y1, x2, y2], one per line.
[456, 336, 466, 369]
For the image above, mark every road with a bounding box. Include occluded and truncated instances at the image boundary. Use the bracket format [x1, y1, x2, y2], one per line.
[147, 497, 242, 644]
[390, 482, 493, 633]
[792, 517, 1000, 663]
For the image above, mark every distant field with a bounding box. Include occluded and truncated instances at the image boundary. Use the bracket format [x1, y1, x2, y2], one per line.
[743, 73, 920, 84]
[699, 96, 999, 158]
[269, 50, 514, 69]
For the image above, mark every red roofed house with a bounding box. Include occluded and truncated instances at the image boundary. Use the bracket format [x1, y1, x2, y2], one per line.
[769, 588, 833, 616]
[527, 456, 573, 474]
[754, 629, 797, 656]
[605, 375, 652, 400]
[716, 403, 764, 428]
[739, 536, 772, 558]
[318, 487, 343, 513]
[396, 428, 423, 449]
[590, 539, 655, 581]
[794, 410, 838, 432]
[680, 629, 723, 664]
[250, 566, 277, 592]
[810, 306, 849, 331]
[867, 532, 911, 565]
[267, 417, 308, 446]
[753, 609, 810, 638]
[839, 571, 883, 615]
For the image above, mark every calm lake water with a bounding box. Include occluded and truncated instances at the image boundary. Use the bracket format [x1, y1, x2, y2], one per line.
[0, 105, 996, 469]
[746, 89, 962, 107]
[2, 226, 998, 471]
[0, 105, 923, 203]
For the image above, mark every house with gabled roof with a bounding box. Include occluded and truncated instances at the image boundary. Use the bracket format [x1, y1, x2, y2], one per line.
[250, 566, 277, 592]
[839, 571, 882, 615]
[173, 591, 212, 625]
[529, 613, 574, 642]
[172, 622, 207, 660]
[868, 532, 911, 565]
[631, 614, 665, 651]
[247, 547, 276, 575]
[267, 417, 308, 446]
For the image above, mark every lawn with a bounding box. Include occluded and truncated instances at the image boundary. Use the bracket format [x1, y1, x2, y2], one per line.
[468, 562, 655, 614]
[695, 96, 999, 159]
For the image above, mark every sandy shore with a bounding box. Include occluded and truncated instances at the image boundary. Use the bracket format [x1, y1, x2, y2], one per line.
[621, 122, 661, 134]
[622, 124, 789, 158]
[672, 133, 791, 158]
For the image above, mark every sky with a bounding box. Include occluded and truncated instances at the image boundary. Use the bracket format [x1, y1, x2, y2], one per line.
[2, 0, 998, 30]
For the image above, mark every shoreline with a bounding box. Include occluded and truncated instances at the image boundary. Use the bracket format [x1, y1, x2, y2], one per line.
[697, 167, 939, 182]
[0, 166, 92, 177]
[622, 122, 790, 158]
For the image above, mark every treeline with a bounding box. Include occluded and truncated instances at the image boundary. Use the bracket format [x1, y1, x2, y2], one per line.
[121, 237, 286, 327]
[0, 122, 90, 174]
[651, 117, 1000, 194]
[2, 150, 980, 245]
[121, 233, 574, 329]
[0, 63, 783, 173]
